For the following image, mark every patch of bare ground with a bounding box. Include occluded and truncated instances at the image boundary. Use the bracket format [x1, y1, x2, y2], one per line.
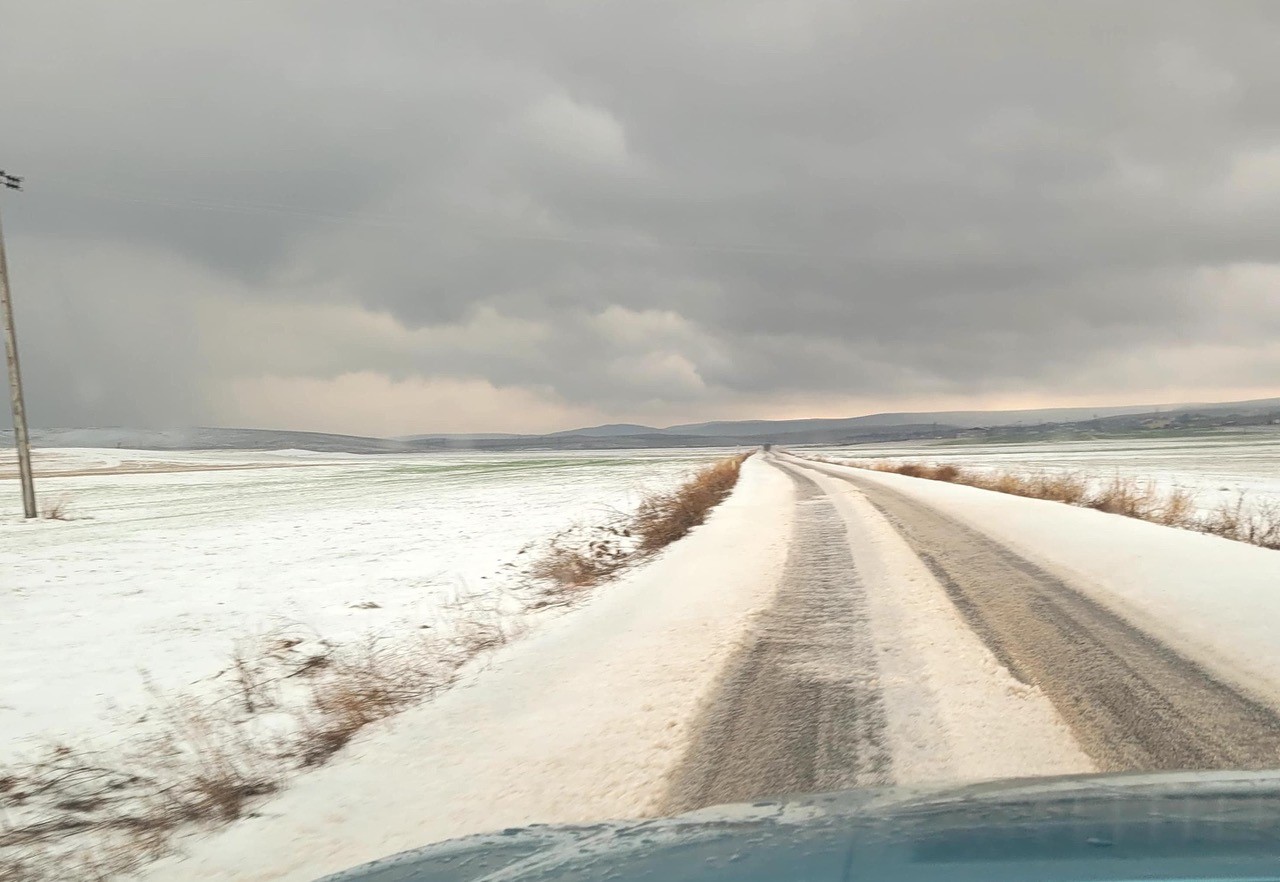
[803, 454, 1280, 551]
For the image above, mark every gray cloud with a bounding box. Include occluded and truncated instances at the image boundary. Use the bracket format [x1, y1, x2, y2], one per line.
[2, 0, 1279, 433]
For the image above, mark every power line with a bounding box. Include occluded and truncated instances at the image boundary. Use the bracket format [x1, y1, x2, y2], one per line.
[0, 168, 36, 518]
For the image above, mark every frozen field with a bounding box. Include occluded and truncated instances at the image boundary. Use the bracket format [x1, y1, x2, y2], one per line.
[804, 431, 1280, 515]
[0, 447, 728, 756]
[131, 450, 1280, 882]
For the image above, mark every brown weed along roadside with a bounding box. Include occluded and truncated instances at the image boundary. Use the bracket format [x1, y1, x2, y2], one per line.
[530, 453, 752, 598]
[799, 454, 1280, 551]
[0, 627, 495, 881]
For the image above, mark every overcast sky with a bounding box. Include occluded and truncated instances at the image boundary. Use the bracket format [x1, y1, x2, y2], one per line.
[2, 1, 1278, 435]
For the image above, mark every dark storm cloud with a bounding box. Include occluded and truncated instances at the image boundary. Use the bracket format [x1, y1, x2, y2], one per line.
[2, 0, 1279, 433]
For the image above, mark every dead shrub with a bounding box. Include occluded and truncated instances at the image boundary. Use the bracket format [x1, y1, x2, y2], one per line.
[2, 624, 481, 879]
[527, 527, 630, 592]
[928, 464, 963, 483]
[1200, 494, 1247, 541]
[228, 643, 277, 715]
[0, 697, 279, 880]
[1087, 475, 1161, 519]
[1034, 472, 1089, 505]
[455, 619, 510, 656]
[984, 471, 1032, 497]
[300, 677, 388, 768]
[298, 634, 459, 767]
[145, 695, 279, 824]
[632, 454, 749, 554]
[39, 498, 71, 521]
[879, 462, 965, 482]
[527, 453, 750, 593]
[1199, 494, 1280, 549]
[1249, 500, 1280, 550]
[802, 452, 1280, 551]
[1155, 487, 1197, 527]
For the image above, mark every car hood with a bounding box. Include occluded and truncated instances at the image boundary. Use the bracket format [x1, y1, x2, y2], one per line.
[318, 770, 1280, 881]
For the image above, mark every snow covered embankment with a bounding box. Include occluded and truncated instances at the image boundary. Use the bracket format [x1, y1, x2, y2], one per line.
[138, 455, 794, 882]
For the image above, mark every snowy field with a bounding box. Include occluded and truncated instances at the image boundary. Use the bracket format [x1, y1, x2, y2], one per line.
[136, 451, 1280, 882]
[135, 455, 796, 882]
[804, 431, 1280, 515]
[0, 447, 732, 758]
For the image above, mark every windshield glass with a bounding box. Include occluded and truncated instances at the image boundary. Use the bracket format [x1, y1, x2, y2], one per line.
[2, 3, 1278, 881]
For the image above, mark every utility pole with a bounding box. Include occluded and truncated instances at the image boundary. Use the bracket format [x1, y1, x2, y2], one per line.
[0, 169, 36, 518]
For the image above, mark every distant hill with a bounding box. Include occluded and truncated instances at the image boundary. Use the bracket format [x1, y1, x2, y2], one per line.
[664, 404, 1206, 437]
[8, 397, 1278, 452]
[548, 423, 660, 438]
[1175, 397, 1280, 415]
[398, 432, 525, 442]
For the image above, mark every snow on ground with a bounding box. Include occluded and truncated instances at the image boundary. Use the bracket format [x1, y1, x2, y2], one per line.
[10, 438, 1276, 879]
[135, 456, 794, 882]
[800, 465, 1094, 783]
[0, 447, 731, 758]
[805, 432, 1280, 518]
[797, 456, 1280, 704]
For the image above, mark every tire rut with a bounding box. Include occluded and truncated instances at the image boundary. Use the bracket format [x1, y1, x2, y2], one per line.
[662, 465, 892, 813]
[795, 459, 1280, 774]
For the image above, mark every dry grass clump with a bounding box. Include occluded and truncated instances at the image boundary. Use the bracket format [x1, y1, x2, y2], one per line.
[633, 454, 749, 553]
[1085, 475, 1161, 519]
[148, 696, 280, 822]
[889, 462, 962, 483]
[528, 453, 751, 595]
[296, 636, 453, 768]
[1031, 472, 1090, 505]
[814, 453, 1280, 551]
[984, 471, 1031, 496]
[0, 699, 279, 880]
[867, 461, 1091, 505]
[527, 525, 632, 591]
[981, 470, 1087, 504]
[1154, 487, 1198, 527]
[39, 497, 72, 521]
[1200, 496, 1280, 549]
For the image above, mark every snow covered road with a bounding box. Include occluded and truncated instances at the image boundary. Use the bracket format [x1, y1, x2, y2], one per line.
[668, 451, 1280, 810]
[665, 455, 1095, 810]
[785, 455, 1280, 773]
[822, 461, 1280, 772]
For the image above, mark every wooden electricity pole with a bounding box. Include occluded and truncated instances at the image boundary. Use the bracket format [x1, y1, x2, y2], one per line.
[0, 169, 36, 518]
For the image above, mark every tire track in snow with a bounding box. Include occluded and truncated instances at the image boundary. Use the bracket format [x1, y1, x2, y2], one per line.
[793, 458, 1280, 774]
[662, 466, 892, 812]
